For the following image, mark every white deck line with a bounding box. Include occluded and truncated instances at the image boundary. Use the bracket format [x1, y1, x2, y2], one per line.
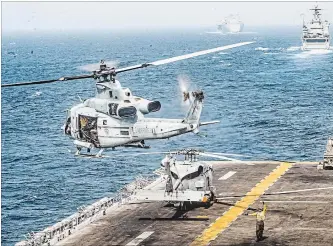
[265, 186, 333, 195]
[218, 171, 236, 180]
[126, 231, 154, 246]
[263, 201, 329, 204]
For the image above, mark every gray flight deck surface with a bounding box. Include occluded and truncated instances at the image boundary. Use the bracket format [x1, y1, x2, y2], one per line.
[57, 161, 333, 246]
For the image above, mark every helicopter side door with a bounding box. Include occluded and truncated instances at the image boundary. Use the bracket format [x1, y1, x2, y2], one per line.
[77, 114, 99, 147]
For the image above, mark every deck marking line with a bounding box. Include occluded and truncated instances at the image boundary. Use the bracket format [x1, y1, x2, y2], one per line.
[126, 231, 154, 246]
[190, 162, 292, 246]
[218, 171, 237, 180]
[265, 186, 333, 195]
[263, 201, 329, 204]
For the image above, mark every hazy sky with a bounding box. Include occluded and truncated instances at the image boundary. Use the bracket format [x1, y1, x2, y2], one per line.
[2, 1, 333, 32]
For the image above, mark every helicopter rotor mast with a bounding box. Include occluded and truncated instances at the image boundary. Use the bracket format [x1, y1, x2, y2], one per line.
[1, 41, 254, 88]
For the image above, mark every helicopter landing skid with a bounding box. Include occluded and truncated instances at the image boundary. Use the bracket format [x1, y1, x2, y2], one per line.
[122, 141, 150, 149]
[74, 153, 103, 158]
[71, 148, 105, 158]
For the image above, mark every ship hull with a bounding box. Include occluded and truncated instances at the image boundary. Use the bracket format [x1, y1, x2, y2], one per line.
[302, 38, 330, 50]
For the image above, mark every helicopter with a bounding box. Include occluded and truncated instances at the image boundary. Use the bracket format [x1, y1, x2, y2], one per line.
[132, 149, 252, 210]
[1, 41, 254, 157]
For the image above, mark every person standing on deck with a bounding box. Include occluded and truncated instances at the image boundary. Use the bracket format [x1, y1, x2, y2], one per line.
[245, 201, 267, 241]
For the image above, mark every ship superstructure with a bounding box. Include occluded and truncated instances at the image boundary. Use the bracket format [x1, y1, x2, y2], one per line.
[302, 5, 330, 50]
[217, 15, 244, 33]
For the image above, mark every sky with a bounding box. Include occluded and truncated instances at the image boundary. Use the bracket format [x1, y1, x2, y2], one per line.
[2, 1, 333, 32]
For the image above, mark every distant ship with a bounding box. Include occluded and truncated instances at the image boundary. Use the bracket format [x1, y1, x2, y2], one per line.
[302, 5, 330, 50]
[217, 15, 244, 34]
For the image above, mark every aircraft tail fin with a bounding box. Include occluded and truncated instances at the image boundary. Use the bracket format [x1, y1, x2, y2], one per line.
[184, 91, 204, 132]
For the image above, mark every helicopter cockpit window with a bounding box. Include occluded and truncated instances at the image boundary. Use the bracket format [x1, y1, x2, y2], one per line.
[64, 117, 71, 136]
[96, 84, 106, 94]
[198, 166, 203, 175]
[171, 171, 179, 179]
[109, 103, 119, 115]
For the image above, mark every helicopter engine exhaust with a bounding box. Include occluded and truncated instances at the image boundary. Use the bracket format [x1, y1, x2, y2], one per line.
[137, 99, 161, 114]
[108, 102, 137, 118]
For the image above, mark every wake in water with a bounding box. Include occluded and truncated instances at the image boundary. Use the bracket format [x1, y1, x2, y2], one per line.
[206, 31, 257, 35]
[286, 46, 301, 52]
[30, 91, 42, 98]
[294, 49, 333, 59]
[255, 47, 284, 55]
[255, 45, 332, 58]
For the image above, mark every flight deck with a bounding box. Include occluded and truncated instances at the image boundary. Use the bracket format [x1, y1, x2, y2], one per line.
[53, 161, 333, 246]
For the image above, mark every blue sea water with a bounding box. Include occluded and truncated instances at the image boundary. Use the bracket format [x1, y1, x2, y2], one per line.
[1, 27, 333, 245]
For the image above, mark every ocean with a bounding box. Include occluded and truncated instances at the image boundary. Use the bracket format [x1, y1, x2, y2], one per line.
[1, 27, 333, 245]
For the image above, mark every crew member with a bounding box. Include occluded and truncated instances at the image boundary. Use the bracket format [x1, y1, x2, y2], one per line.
[245, 201, 267, 242]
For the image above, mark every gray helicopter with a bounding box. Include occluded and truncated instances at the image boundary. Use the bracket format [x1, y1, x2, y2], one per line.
[2, 42, 254, 157]
[132, 149, 250, 210]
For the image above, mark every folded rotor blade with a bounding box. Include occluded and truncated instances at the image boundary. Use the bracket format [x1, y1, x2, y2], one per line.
[1, 74, 93, 87]
[199, 152, 254, 165]
[199, 152, 242, 161]
[206, 152, 252, 157]
[115, 41, 254, 74]
[123, 151, 172, 156]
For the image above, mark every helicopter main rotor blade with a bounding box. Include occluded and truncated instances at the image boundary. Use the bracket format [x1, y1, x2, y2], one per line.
[1, 74, 94, 87]
[2, 41, 254, 87]
[115, 41, 254, 74]
[150, 42, 254, 66]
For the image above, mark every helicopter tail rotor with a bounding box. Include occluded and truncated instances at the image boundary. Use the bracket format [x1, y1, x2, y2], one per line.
[177, 75, 192, 107]
[183, 90, 205, 133]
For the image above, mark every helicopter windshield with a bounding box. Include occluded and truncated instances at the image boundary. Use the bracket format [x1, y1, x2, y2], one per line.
[171, 171, 179, 179]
